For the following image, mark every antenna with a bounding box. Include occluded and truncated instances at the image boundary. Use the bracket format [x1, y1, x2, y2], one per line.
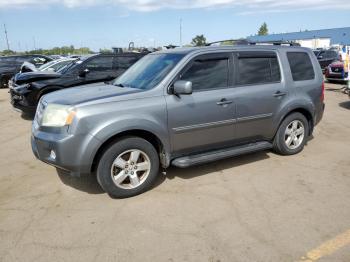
[4, 24, 10, 50]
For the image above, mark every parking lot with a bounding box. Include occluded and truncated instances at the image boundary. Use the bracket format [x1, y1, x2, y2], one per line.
[0, 82, 350, 261]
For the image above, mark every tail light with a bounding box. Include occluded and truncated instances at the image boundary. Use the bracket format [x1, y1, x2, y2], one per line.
[321, 81, 325, 102]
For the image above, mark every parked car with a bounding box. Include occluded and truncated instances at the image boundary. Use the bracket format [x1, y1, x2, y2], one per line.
[325, 61, 348, 82]
[10, 53, 143, 115]
[31, 45, 325, 198]
[0, 55, 53, 88]
[313, 49, 341, 72]
[20, 58, 76, 73]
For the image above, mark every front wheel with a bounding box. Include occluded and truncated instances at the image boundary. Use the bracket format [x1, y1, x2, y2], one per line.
[273, 113, 309, 155]
[97, 137, 159, 198]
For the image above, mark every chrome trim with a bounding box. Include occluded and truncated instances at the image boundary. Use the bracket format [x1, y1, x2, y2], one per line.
[236, 113, 273, 123]
[173, 119, 236, 134]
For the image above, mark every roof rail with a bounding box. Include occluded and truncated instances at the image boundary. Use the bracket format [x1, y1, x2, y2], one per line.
[206, 39, 300, 47]
[205, 39, 250, 46]
[249, 40, 301, 46]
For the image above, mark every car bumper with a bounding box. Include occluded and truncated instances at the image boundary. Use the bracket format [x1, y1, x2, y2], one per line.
[9, 89, 36, 114]
[31, 125, 101, 177]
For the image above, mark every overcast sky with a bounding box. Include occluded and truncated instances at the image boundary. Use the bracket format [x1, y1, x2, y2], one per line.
[0, 0, 349, 51]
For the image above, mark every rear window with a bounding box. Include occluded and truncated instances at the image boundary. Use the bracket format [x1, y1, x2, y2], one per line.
[287, 52, 315, 81]
[236, 52, 281, 85]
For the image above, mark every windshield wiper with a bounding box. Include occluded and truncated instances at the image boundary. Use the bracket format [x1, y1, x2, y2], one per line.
[114, 83, 125, 87]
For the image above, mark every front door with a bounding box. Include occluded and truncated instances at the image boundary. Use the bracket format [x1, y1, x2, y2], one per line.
[166, 53, 236, 155]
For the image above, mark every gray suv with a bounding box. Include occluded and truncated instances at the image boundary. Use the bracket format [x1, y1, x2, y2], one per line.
[31, 45, 325, 198]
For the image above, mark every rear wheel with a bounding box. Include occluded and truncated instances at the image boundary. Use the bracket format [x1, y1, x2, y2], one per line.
[96, 137, 159, 198]
[273, 112, 309, 155]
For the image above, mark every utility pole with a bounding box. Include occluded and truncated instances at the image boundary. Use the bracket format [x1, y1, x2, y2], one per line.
[180, 18, 182, 47]
[4, 24, 10, 50]
[33, 36, 36, 50]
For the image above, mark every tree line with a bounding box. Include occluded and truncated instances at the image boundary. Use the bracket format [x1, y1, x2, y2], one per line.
[1, 23, 269, 54]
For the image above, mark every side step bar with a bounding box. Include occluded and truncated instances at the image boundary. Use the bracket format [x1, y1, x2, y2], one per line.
[172, 141, 272, 168]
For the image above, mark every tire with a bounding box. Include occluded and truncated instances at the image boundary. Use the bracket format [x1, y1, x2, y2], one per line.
[96, 136, 159, 198]
[273, 112, 309, 155]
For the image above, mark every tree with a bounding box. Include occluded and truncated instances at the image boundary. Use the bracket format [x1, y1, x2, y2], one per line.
[258, 22, 269, 36]
[191, 34, 207, 46]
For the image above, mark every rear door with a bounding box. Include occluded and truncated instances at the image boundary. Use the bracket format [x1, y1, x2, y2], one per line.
[166, 52, 236, 155]
[232, 51, 286, 143]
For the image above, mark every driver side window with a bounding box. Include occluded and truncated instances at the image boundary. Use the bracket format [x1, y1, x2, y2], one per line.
[180, 57, 229, 91]
[85, 56, 113, 71]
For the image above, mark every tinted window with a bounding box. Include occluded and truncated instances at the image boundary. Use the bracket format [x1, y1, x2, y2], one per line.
[326, 51, 337, 59]
[115, 56, 138, 70]
[85, 56, 113, 71]
[181, 58, 228, 91]
[287, 52, 315, 81]
[236, 54, 281, 85]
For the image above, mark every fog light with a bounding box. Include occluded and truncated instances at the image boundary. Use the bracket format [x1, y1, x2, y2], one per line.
[50, 150, 56, 160]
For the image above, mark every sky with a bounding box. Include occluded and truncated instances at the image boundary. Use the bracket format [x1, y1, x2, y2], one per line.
[0, 0, 349, 51]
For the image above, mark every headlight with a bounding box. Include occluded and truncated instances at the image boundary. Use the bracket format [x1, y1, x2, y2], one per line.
[41, 104, 76, 127]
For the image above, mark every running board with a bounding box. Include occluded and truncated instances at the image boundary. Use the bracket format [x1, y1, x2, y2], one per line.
[172, 141, 272, 168]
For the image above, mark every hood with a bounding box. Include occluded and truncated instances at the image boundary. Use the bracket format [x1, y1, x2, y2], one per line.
[42, 82, 143, 106]
[14, 71, 62, 85]
[329, 61, 344, 68]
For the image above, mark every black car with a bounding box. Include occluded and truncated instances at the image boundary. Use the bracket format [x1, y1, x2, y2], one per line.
[313, 49, 340, 71]
[0, 55, 53, 88]
[10, 53, 144, 115]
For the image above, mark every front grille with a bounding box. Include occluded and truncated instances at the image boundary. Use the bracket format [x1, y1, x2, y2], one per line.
[330, 67, 344, 74]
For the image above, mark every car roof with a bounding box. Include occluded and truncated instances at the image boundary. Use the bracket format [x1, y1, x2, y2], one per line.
[155, 45, 312, 56]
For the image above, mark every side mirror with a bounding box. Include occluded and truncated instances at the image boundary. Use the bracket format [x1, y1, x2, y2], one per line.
[79, 68, 90, 77]
[173, 80, 192, 95]
[47, 68, 55, 72]
[318, 55, 323, 59]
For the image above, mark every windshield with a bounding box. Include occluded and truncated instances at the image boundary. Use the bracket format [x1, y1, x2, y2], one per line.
[38, 60, 56, 71]
[113, 53, 185, 90]
[57, 60, 82, 74]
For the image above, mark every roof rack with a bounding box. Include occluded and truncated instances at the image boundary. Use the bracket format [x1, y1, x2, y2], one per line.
[249, 40, 301, 46]
[205, 39, 250, 46]
[205, 39, 300, 47]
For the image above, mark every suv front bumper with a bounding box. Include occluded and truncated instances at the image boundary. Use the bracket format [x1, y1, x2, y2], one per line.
[31, 126, 101, 177]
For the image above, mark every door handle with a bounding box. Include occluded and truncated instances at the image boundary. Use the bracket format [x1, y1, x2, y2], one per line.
[216, 98, 233, 106]
[273, 91, 287, 97]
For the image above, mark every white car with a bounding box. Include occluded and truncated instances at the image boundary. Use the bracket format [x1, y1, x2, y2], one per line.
[20, 58, 76, 73]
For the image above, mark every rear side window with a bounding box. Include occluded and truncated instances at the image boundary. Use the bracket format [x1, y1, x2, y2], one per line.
[287, 52, 315, 81]
[236, 52, 281, 85]
[180, 58, 229, 91]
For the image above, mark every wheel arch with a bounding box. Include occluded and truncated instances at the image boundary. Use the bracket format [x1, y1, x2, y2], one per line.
[37, 85, 64, 101]
[91, 129, 169, 173]
[276, 107, 314, 137]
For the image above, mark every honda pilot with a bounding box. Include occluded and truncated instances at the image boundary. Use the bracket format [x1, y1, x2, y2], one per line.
[31, 45, 325, 198]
